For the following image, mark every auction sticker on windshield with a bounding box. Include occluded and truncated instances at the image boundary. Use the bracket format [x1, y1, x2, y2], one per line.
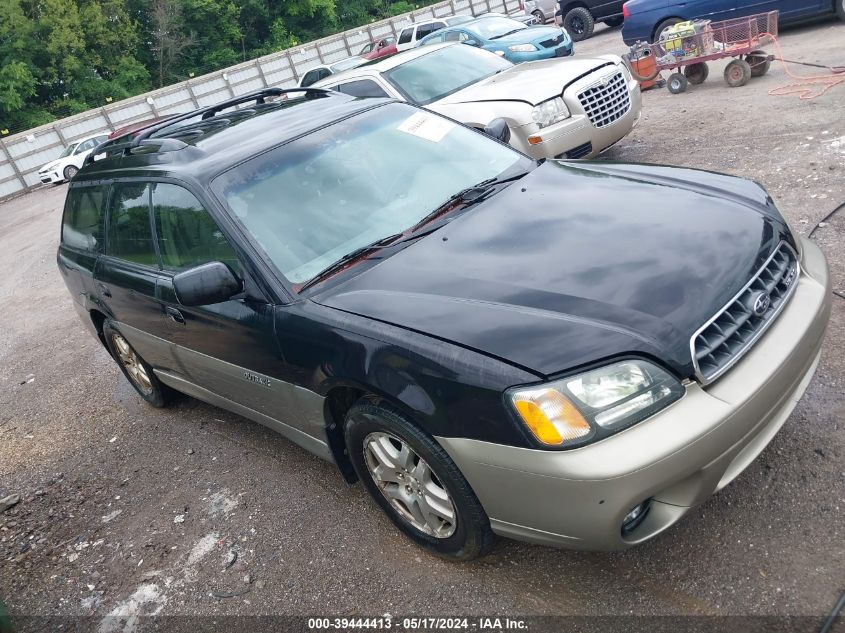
[397, 112, 455, 142]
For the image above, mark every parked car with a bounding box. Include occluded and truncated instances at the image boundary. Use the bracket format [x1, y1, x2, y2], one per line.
[38, 132, 109, 184]
[298, 56, 368, 87]
[58, 87, 830, 560]
[417, 15, 573, 62]
[555, 0, 625, 41]
[108, 114, 183, 140]
[622, 0, 844, 44]
[314, 43, 639, 160]
[396, 16, 475, 51]
[359, 36, 397, 60]
[519, 0, 558, 22]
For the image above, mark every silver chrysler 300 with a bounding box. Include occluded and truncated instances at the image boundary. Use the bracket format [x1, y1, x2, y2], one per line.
[314, 42, 641, 160]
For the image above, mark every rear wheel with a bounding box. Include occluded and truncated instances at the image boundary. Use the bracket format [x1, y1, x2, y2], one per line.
[604, 15, 623, 27]
[724, 59, 752, 87]
[532, 9, 544, 22]
[745, 50, 771, 77]
[345, 401, 494, 560]
[667, 72, 688, 94]
[103, 321, 171, 407]
[683, 62, 709, 85]
[563, 7, 595, 41]
[63, 165, 78, 181]
[653, 17, 682, 43]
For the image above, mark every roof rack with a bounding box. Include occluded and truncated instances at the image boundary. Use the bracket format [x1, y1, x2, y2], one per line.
[135, 87, 331, 143]
[83, 87, 331, 167]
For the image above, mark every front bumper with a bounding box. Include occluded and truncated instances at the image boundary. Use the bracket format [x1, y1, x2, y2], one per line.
[39, 170, 63, 184]
[504, 42, 572, 64]
[437, 236, 831, 550]
[510, 76, 642, 160]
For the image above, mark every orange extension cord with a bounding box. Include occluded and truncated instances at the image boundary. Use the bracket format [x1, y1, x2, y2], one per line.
[762, 32, 845, 100]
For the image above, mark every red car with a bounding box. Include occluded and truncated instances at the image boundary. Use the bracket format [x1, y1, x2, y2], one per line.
[359, 37, 397, 60]
[107, 113, 183, 140]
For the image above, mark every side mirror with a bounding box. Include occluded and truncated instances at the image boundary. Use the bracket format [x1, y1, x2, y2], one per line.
[173, 261, 242, 307]
[465, 39, 480, 46]
[483, 118, 511, 144]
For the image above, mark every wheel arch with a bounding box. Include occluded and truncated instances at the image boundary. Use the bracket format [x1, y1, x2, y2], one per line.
[560, 0, 589, 13]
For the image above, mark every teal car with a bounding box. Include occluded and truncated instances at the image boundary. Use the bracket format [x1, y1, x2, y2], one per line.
[417, 15, 573, 63]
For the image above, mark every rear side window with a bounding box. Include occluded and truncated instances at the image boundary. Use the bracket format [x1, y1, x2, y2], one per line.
[105, 182, 157, 267]
[151, 183, 240, 273]
[62, 186, 107, 252]
[301, 70, 320, 87]
[336, 79, 390, 98]
[398, 28, 413, 44]
[416, 22, 444, 39]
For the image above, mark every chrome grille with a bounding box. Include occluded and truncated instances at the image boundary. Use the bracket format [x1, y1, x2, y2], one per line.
[576, 71, 630, 128]
[691, 242, 799, 385]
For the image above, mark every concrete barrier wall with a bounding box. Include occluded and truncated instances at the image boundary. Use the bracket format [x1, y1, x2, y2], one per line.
[0, 0, 520, 200]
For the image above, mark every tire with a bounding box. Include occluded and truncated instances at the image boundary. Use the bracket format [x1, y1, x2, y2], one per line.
[63, 165, 78, 181]
[532, 9, 544, 22]
[667, 72, 688, 94]
[683, 62, 709, 85]
[103, 320, 172, 407]
[603, 15, 623, 27]
[724, 59, 752, 87]
[563, 7, 595, 41]
[837, 0, 844, 21]
[653, 17, 682, 43]
[745, 50, 771, 77]
[344, 401, 494, 561]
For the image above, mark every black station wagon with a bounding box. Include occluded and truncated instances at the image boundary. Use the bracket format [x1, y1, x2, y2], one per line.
[58, 88, 831, 560]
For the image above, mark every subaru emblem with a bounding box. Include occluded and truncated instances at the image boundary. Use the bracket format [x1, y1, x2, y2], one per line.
[750, 291, 771, 317]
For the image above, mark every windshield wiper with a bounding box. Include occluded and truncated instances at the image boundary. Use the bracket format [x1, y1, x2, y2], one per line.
[407, 169, 532, 234]
[490, 29, 526, 40]
[297, 232, 403, 292]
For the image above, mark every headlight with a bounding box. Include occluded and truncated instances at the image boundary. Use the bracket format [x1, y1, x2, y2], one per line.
[508, 359, 684, 447]
[508, 43, 538, 52]
[531, 97, 570, 128]
[494, 50, 506, 56]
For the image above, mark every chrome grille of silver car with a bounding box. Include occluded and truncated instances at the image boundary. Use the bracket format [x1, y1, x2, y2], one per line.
[576, 71, 629, 128]
[691, 241, 799, 385]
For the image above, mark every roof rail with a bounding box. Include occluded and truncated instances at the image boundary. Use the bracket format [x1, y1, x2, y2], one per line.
[134, 87, 332, 144]
[81, 87, 331, 168]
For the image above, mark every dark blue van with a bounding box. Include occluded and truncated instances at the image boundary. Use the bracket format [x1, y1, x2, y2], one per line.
[621, 0, 843, 44]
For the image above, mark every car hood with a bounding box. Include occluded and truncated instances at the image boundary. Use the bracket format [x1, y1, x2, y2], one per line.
[488, 25, 561, 45]
[437, 57, 619, 106]
[313, 161, 792, 378]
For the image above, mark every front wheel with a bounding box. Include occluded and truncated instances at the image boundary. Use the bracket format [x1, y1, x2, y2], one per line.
[345, 401, 494, 560]
[724, 59, 752, 87]
[667, 72, 688, 94]
[684, 62, 709, 85]
[532, 9, 544, 23]
[63, 165, 78, 181]
[745, 50, 771, 77]
[563, 7, 595, 41]
[103, 320, 172, 407]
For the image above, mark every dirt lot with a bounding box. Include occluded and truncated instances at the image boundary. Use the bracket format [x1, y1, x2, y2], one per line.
[1, 18, 844, 633]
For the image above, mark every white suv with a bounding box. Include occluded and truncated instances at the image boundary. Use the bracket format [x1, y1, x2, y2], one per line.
[395, 15, 474, 51]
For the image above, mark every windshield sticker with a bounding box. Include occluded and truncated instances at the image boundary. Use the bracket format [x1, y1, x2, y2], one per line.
[397, 112, 455, 143]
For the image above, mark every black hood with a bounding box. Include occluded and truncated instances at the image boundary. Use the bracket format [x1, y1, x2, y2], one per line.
[313, 161, 792, 378]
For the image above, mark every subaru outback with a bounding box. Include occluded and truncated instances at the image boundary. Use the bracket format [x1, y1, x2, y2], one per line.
[58, 88, 831, 560]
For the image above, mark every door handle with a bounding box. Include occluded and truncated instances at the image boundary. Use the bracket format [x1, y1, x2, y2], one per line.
[98, 283, 112, 298]
[165, 306, 185, 325]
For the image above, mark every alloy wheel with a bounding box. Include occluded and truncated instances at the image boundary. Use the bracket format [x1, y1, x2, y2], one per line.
[363, 431, 457, 538]
[111, 333, 153, 395]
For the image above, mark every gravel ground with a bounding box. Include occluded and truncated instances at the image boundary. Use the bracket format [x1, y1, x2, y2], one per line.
[1, 18, 843, 633]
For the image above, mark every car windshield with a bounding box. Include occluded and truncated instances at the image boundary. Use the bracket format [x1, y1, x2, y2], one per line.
[212, 103, 528, 285]
[58, 143, 78, 158]
[383, 45, 513, 105]
[469, 16, 527, 39]
[445, 15, 474, 25]
[331, 57, 366, 72]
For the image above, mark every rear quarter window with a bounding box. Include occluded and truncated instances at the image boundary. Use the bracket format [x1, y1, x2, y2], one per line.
[62, 186, 108, 252]
[398, 28, 413, 44]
